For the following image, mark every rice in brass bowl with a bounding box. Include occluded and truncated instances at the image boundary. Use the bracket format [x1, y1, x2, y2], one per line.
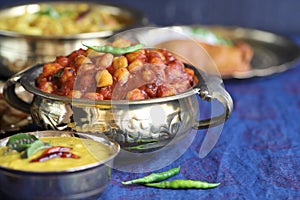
[0, 1, 147, 77]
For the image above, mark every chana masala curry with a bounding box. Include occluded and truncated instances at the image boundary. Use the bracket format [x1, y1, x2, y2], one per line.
[0, 133, 114, 172]
[36, 38, 198, 100]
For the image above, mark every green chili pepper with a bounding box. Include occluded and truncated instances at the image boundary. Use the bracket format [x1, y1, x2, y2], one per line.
[82, 43, 144, 55]
[122, 166, 180, 185]
[144, 179, 220, 189]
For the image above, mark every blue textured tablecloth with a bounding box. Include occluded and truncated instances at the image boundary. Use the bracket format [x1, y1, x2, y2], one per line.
[99, 39, 300, 200]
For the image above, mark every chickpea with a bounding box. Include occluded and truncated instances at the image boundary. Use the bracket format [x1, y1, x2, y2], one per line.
[157, 85, 177, 97]
[39, 81, 54, 94]
[78, 63, 96, 72]
[85, 48, 104, 58]
[165, 66, 180, 80]
[126, 88, 148, 100]
[142, 64, 165, 81]
[114, 67, 130, 84]
[75, 55, 94, 71]
[96, 53, 114, 70]
[172, 80, 191, 93]
[140, 83, 158, 98]
[149, 57, 164, 65]
[112, 56, 128, 69]
[55, 56, 69, 67]
[83, 92, 104, 100]
[68, 49, 86, 61]
[67, 90, 82, 98]
[126, 50, 146, 63]
[128, 59, 144, 72]
[60, 67, 75, 83]
[36, 75, 47, 86]
[74, 55, 89, 65]
[95, 69, 113, 87]
[142, 69, 155, 82]
[146, 50, 166, 63]
[42, 63, 63, 77]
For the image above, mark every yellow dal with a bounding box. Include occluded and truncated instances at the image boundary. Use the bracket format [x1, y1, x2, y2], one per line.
[0, 137, 114, 172]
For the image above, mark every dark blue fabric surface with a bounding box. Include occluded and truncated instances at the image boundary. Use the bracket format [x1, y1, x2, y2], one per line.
[98, 41, 300, 200]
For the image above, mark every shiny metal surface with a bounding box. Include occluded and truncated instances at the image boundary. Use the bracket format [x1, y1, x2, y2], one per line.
[3, 64, 233, 152]
[168, 25, 300, 79]
[0, 2, 148, 78]
[0, 80, 32, 134]
[0, 130, 120, 200]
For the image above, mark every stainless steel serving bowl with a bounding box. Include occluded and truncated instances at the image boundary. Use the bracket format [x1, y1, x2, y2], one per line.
[3, 62, 233, 152]
[0, 130, 120, 200]
[0, 1, 147, 78]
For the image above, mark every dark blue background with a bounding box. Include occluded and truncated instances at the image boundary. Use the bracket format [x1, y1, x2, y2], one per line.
[1, 0, 300, 35]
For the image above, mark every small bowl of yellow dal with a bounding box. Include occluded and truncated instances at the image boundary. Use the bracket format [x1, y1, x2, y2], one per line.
[0, 130, 120, 200]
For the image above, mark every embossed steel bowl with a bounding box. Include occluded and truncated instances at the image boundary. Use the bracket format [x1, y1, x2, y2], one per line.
[0, 130, 120, 200]
[0, 1, 147, 78]
[3, 62, 233, 152]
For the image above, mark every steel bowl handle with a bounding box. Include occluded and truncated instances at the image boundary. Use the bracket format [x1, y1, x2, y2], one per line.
[3, 75, 31, 114]
[193, 76, 233, 129]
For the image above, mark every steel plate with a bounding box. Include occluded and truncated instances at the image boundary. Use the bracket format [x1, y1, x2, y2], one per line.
[168, 25, 300, 79]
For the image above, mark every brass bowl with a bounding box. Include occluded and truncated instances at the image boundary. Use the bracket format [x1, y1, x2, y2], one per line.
[0, 130, 120, 200]
[0, 1, 147, 78]
[3, 62, 233, 152]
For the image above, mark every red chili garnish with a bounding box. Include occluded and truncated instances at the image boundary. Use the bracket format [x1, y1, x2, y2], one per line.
[75, 7, 91, 21]
[30, 146, 80, 163]
[41, 146, 72, 155]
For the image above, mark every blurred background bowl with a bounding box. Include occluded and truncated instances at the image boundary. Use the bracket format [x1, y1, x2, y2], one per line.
[0, 130, 120, 200]
[0, 1, 148, 78]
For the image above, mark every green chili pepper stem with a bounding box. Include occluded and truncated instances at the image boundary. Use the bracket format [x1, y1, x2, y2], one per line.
[144, 180, 220, 189]
[82, 43, 144, 55]
[122, 166, 180, 185]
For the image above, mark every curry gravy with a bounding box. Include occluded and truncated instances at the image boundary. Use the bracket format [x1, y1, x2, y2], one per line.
[0, 137, 113, 172]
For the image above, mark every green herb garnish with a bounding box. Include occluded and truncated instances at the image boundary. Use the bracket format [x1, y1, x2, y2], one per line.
[21, 140, 52, 159]
[36, 5, 71, 19]
[6, 133, 38, 152]
[191, 27, 233, 46]
[6, 133, 52, 159]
